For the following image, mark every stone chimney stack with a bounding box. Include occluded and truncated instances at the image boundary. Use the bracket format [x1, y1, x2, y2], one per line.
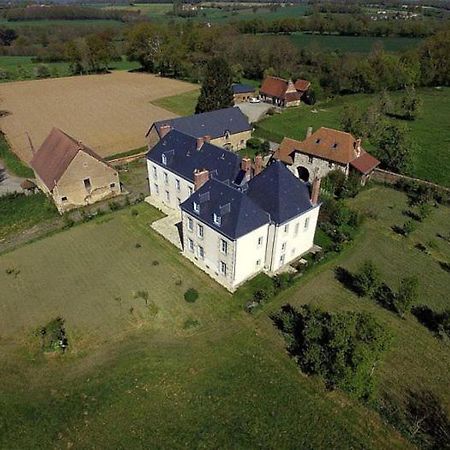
[241, 157, 252, 173]
[196, 137, 205, 151]
[193, 169, 209, 191]
[159, 124, 172, 138]
[311, 176, 321, 205]
[306, 126, 313, 138]
[254, 154, 263, 176]
[355, 138, 362, 157]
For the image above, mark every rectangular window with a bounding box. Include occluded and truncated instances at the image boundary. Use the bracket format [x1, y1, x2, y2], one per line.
[177, 197, 181, 205]
[213, 213, 221, 226]
[328, 161, 333, 168]
[188, 238, 194, 252]
[308, 156, 313, 164]
[153, 166, 157, 178]
[83, 178, 92, 192]
[280, 254, 285, 265]
[220, 239, 228, 255]
[304, 217, 310, 231]
[162, 154, 167, 165]
[257, 236, 263, 246]
[110, 183, 115, 188]
[197, 224, 204, 238]
[284, 224, 289, 233]
[187, 217, 193, 231]
[154, 183, 159, 194]
[294, 222, 299, 235]
[220, 261, 227, 276]
[165, 190, 170, 202]
[188, 186, 193, 196]
[164, 172, 168, 184]
[198, 246, 204, 259]
[193, 201, 200, 213]
[176, 179, 180, 191]
[256, 259, 261, 267]
[281, 242, 287, 251]
[61, 196, 68, 202]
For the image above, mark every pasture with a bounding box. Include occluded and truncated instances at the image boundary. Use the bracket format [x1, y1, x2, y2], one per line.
[255, 87, 450, 187]
[0, 71, 197, 162]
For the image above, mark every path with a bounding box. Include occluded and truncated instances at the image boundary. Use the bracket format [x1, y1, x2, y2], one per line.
[0, 160, 23, 196]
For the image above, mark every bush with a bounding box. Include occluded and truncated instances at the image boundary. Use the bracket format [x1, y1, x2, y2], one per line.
[34, 64, 50, 79]
[353, 260, 380, 297]
[0, 67, 11, 80]
[184, 288, 199, 303]
[39, 317, 68, 353]
[246, 137, 262, 149]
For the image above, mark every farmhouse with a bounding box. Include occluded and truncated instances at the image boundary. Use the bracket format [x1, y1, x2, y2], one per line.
[260, 76, 310, 107]
[274, 127, 380, 184]
[147, 130, 320, 291]
[31, 128, 121, 213]
[146, 107, 252, 151]
[232, 83, 256, 103]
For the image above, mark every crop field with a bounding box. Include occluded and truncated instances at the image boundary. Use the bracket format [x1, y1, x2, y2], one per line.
[255, 87, 450, 187]
[0, 187, 448, 447]
[0, 71, 197, 162]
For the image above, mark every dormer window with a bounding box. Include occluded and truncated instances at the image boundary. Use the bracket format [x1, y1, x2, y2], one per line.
[332, 143, 338, 149]
[162, 154, 167, 165]
[213, 213, 221, 226]
[315, 138, 321, 144]
[225, 130, 231, 140]
[193, 201, 200, 213]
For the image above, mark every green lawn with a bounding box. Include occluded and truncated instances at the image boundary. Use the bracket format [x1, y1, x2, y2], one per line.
[2, 196, 440, 448]
[151, 88, 200, 116]
[0, 133, 34, 178]
[255, 88, 450, 187]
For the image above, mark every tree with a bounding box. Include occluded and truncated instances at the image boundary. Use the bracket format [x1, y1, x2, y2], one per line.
[353, 260, 380, 297]
[398, 85, 422, 120]
[0, 27, 17, 46]
[195, 57, 234, 114]
[65, 40, 84, 75]
[84, 33, 115, 73]
[394, 276, 418, 317]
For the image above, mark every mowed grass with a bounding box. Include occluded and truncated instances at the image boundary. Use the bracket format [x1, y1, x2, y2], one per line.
[255, 87, 450, 187]
[0, 200, 417, 449]
[151, 88, 200, 116]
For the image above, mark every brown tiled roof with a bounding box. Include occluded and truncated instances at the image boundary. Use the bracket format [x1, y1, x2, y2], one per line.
[30, 128, 107, 190]
[350, 151, 380, 174]
[260, 76, 289, 99]
[275, 127, 364, 165]
[294, 79, 311, 92]
[285, 91, 301, 102]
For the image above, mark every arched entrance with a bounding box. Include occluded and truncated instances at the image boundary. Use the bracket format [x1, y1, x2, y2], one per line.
[297, 166, 310, 182]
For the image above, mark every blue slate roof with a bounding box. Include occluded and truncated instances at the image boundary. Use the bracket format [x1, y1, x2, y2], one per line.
[180, 179, 270, 240]
[147, 129, 243, 184]
[150, 107, 251, 140]
[232, 83, 255, 94]
[247, 161, 314, 225]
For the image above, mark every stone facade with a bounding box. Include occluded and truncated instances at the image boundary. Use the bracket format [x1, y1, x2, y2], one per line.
[289, 151, 348, 182]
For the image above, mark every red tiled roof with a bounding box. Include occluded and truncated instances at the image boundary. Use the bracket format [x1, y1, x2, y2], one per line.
[274, 127, 378, 167]
[285, 91, 301, 102]
[31, 128, 107, 190]
[350, 151, 380, 174]
[260, 76, 289, 99]
[294, 79, 311, 92]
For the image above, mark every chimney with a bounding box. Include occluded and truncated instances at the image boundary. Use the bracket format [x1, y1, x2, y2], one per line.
[241, 157, 252, 173]
[355, 138, 362, 157]
[254, 154, 263, 176]
[196, 136, 204, 150]
[194, 169, 209, 191]
[159, 124, 172, 138]
[306, 126, 313, 138]
[310, 176, 321, 205]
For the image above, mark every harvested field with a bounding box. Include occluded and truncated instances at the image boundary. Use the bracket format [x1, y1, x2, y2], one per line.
[0, 71, 197, 162]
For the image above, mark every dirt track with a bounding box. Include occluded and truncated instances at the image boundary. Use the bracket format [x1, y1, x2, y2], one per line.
[0, 71, 197, 162]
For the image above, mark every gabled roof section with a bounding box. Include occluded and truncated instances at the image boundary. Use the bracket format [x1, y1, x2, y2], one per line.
[275, 127, 363, 165]
[147, 129, 242, 184]
[247, 161, 314, 225]
[294, 79, 311, 92]
[148, 107, 251, 140]
[180, 179, 270, 240]
[350, 151, 380, 174]
[30, 127, 107, 190]
[232, 83, 255, 94]
[260, 76, 301, 102]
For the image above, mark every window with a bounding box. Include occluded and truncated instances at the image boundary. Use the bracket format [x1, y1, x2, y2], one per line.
[153, 166, 157, 178]
[213, 213, 221, 226]
[165, 191, 170, 202]
[328, 161, 333, 168]
[256, 259, 261, 267]
[294, 222, 300, 235]
[197, 224, 204, 238]
[281, 242, 287, 251]
[154, 183, 159, 194]
[220, 239, 228, 255]
[83, 178, 92, 192]
[304, 217, 310, 231]
[176, 179, 180, 191]
[280, 254, 285, 265]
[61, 196, 68, 202]
[219, 261, 227, 276]
[284, 224, 289, 233]
[162, 154, 167, 165]
[308, 156, 313, 164]
[187, 217, 193, 231]
[198, 246, 204, 259]
[257, 236, 263, 246]
[164, 172, 168, 184]
[110, 183, 115, 188]
[193, 201, 200, 213]
[177, 197, 181, 205]
[188, 238, 194, 252]
[188, 186, 193, 196]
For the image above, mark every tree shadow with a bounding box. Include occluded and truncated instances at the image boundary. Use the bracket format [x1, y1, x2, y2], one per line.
[412, 305, 440, 334]
[334, 266, 358, 294]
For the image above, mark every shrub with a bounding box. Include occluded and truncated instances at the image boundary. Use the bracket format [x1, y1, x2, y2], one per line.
[0, 68, 11, 80]
[34, 64, 50, 79]
[184, 288, 199, 303]
[393, 276, 418, 317]
[246, 137, 262, 149]
[39, 317, 68, 353]
[109, 201, 120, 211]
[274, 272, 293, 291]
[131, 208, 139, 216]
[353, 260, 380, 297]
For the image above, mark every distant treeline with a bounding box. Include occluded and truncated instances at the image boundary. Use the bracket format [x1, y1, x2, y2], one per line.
[5, 5, 139, 22]
[235, 14, 444, 38]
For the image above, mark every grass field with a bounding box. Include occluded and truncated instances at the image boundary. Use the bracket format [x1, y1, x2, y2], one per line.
[255, 87, 450, 187]
[0, 186, 448, 447]
[0, 71, 197, 163]
[151, 88, 200, 116]
[0, 56, 140, 82]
